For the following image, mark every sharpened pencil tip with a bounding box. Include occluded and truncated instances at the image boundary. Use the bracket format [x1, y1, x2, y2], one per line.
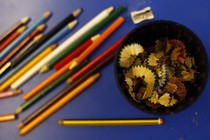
[43, 11, 52, 19]
[15, 107, 22, 114]
[58, 120, 63, 125]
[105, 6, 114, 14]
[39, 65, 49, 73]
[17, 123, 24, 129]
[69, 61, 78, 70]
[21, 17, 30, 24]
[73, 8, 82, 17]
[159, 118, 164, 125]
[17, 26, 27, 33]
[68, 20, 78, 29]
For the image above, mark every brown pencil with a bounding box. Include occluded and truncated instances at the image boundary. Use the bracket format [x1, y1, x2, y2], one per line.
[0, 24, 45, 68]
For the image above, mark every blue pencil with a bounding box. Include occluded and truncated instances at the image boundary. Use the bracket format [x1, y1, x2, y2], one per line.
[0, 11, 51, 59]
[0, 20, 78, 84]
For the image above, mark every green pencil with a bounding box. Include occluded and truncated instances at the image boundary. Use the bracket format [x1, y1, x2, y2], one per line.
[15, 61, 87, 114]
[40, 5, 126, 73]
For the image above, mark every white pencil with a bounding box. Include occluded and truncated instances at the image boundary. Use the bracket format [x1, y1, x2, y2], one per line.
[11, 6, 114, 89]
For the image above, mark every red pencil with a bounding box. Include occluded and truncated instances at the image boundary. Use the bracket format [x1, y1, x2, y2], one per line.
[54, 34, 100, 71]
[0, 24, 45, 68]
[66, 36, 125, 84]
[0, 26, 27, 52]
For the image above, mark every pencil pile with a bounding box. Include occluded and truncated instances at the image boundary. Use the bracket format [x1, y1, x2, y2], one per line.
[0, 5, 134, 135]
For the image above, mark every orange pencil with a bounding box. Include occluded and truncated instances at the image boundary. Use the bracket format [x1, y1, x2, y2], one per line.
[69, 16, 124, 70]
[19, 73, 100, 136]
[22, 58, 75, 100]
[0, 24, 45, 68]
[53, 34, 100, 71]
[0, 44, 57, 92]
[22, 16, 124, 101]
[0, 26, 27, 52]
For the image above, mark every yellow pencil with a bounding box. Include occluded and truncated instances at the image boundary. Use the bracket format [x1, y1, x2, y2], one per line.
[19, 73, 100, 136]
[58, 118, 164, 126]
[0, 44, 57, 92]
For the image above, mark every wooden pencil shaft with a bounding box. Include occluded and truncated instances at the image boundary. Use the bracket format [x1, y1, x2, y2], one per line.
[67, 36, 124, 83]
[0, 12, 50, 59]
[19, 59, 99, 127]
[19, 73, 100, 136]
[74, 16, 124, 67]
[11, 21, 76, 69]
[0, 17, 29, 43]
[59, 118, 163, 126]
[44, 6, 126, 71]
[9, 34, 42, 67]
[0, 26, 26, 52]
[17, 61, 87, 113]
[0, 25, 45, 68]
[10, 9, 80, 68]
[11, 7, 114, 89]
[54, 38, 92, 71]
[19, 45, 117, 127]
[0, 90, 22, 99]
[0, 44, 56, 92]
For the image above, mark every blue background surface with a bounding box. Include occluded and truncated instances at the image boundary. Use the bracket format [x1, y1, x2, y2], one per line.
[0, 0, 210, 140]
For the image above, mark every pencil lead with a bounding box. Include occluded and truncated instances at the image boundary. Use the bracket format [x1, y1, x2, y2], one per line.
[21, 17, 30, 24]
[72, 8, 82, 17]
[39, 65, 49, 73]
[67, 20, 78, 29]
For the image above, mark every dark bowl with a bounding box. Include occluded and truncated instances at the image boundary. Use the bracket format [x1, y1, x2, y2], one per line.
[114, 20, 209, 115]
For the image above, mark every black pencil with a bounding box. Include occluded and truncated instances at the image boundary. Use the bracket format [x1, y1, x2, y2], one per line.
[10, 8, 82, 68]
[17, 50, 116, 129]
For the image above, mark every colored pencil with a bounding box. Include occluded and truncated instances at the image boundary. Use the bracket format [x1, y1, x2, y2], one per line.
[0, 26, 27, 52]
[0, 17, 30, 43]
[46, 34, 100, 72]
[67, 36, 125, 84]
[0, 34, 44, 75]
[0, 24, 46, 68]
[69, 16, 124, 70]
[17, 37, 123, 129]
[19, 73, 100, 136]
[0, 20, 77, 85]
[10, 6, 114, 89]
[0, 11, 51, 59]
[2, 20, 76, 72]
[0, 113, 17, 122]
[37, 6, 126, 74]
[11, 8, 82, 67]
[0, 90, 22, 99]
[58, 118, 164, 126]
[15, 61, 87, 114]
[0, 44, 57, 92]
[1, 5, 125, 85]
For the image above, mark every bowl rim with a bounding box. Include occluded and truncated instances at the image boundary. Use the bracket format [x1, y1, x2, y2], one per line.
[114, 19, 209, 115]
